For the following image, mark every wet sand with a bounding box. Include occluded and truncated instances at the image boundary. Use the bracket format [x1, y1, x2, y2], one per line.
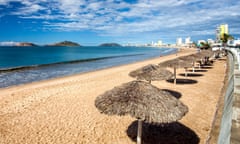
[0, 48, 226, 144]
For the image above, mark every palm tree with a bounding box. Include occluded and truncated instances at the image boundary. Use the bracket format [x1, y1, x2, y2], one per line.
[221, 33, 234, 46]
[200, 42, 210, 50]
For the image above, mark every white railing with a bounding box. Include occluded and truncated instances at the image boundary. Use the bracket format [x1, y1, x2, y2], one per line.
[225, 47, 240, 70]
[217, 47, 240, 144]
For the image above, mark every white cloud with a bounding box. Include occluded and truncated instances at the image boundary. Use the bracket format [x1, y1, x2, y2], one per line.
[1, 0, 240, 40]
[45, 22, 89, 31]
[55, 0, 86, 15]
[0, 0, 11, 5]
[16, 4, 45, 15]
[0, 41, 18, 46]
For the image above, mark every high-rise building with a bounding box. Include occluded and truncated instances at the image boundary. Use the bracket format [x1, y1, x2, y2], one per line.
[185, 37, 191, 44]
[157, 40, 163, 46]
[216, 24, 228, 41]
[220, 24, 228, 37]
[176, 38, 182, 46]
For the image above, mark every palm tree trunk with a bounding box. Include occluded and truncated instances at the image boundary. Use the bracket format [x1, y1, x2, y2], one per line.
[185, 68, 188, 77]
[174, 67, 177, 84]
[137, 119, 142, 144]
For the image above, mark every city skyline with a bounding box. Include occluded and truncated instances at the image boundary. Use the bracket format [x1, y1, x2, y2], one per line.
[0, 0, 240, 45]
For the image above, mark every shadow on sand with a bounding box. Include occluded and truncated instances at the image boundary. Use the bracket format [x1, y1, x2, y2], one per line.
[179, 73, 204, 77]
[161, 89, 182, 99]
[217, 58, 226, 61]
[187, 69, 208, 72]
[166, 78, 198, 84]
[126, 121, 200, 144]
[200, 66, 213, 69]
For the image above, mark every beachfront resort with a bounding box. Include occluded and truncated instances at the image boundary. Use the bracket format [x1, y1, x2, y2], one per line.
[0, 30, 240, 143]
[0, 0, 240, 143]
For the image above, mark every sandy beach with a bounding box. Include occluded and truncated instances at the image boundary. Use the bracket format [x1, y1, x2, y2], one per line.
[0, 48, 226, 144]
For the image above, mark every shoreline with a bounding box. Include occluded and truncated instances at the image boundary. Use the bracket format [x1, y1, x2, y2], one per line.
[0, 47, 177, 88]
[0, 47, 226, 144]
[0, 48, 188, 90]
[0, 53, 145, 72]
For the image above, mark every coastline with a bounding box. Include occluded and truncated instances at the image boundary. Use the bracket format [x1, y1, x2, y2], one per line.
[0, 47, 177, 88]
[0, 47, 190, 91]
[0, 47, 226, 144]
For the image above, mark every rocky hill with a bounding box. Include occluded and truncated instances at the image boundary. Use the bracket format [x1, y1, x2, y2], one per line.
[99, 43, 122, 47]
[47, 41, 80, 47]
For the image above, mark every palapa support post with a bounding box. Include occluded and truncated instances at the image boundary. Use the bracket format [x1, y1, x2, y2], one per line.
[174, 67, 176, 85]
[137, 119, 142, 144]
[200, 58, 204, 69]
[184, 68, 188, 77]
[192, 61, 195, 71]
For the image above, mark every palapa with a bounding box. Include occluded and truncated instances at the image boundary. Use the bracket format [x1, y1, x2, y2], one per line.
[199, 50, 214, 57]
[179, 54, 198, 62]
[159, 58, 193, 84]
[196, 50, 214, 66]
[129, 64, 173, 83]
[178, 50, 213, 64]
[95, 80, 188, 144]
[159, 58, 192, 69]
[179, 55, 200, 73]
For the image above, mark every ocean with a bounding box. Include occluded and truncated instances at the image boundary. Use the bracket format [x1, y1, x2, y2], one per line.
[0, 46, 177, 88]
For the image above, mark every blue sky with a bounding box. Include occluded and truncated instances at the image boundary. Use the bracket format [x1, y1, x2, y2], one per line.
[0, 0, 240, 46]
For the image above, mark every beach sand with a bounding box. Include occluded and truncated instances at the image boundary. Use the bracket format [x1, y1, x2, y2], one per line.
[0, 48, 226, 144]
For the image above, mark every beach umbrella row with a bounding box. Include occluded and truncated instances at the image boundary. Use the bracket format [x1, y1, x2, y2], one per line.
[158, 50, 215, 83]
[93, 48, 224, 144]
[95, 63, 189, 144]
[94, 50, 216, 144]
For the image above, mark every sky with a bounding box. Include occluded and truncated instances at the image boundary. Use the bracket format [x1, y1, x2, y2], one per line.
[0, 0, 240, 46]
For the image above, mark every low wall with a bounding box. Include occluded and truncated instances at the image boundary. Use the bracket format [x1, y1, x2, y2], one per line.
[217, 51, 234, 144]
[215, 48, 240, 144]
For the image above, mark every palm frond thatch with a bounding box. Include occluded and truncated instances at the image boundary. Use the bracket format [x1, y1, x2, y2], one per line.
[159, 58, 192, 69]
[179, 54, 199, 62]
[129, 64, 173, 82]
[95, 80, 188, 123]
[198, 50, 214, 58]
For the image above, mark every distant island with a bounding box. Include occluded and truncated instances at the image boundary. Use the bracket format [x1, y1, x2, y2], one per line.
[0, 41, 124, 47]
[16, 42, 37, 47]
[99, 43, 122, 47]
[47, 41, 81, 47]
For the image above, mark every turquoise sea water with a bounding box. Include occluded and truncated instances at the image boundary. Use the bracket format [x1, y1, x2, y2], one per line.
[0, 46, 177, 88]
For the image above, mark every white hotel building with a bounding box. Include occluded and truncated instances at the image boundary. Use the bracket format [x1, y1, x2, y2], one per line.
[176, 38, 182, 46]
[176, 37, 192, 47]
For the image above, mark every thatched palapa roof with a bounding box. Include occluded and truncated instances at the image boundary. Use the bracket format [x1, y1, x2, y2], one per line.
[159, 58, 192, 69]
[129, 64, 173, 82]
[199, 50, 214, 57]
[95, 81, 188, 123]
[179, 54, 199, 62]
